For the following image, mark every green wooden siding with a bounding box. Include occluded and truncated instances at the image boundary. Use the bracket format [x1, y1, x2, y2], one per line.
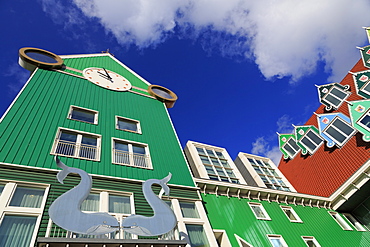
[0, 165, 199, 239]
[202, 193, 370, 247]
[0, 59, 194, 187]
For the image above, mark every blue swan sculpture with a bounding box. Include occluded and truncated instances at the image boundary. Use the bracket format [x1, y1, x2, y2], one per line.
[49, 156, 119, 235]
[121, 173, 177, 236]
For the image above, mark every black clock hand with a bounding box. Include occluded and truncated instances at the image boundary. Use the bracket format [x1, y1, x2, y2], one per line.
[103, 68, 113, 80]
[97, 71, 113, 82]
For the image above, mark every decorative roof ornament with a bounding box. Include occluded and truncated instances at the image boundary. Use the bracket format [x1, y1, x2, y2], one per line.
[315, 83, 350, 111]
[49, 156, 177, 236]
[294, 125, 324, 155]
[362, 27, 370, 44]
[348, 99, 370, 142]
[277, 133, 301, 160]
[350, 70, 370, 99]
[358, 45, 370, 69]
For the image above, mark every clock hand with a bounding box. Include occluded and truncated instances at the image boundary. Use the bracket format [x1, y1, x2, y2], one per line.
[103, 68, 113, 80]
[97, 71, 113, 82]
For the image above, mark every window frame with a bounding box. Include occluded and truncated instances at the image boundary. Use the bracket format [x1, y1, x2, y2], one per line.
[0, 181, 49, 247]
[267, 234, 288, 247]
[248, 202, 271, 221]
[322, 117, 356, 147]
[234, 234, 253, 247]
[328, 211, 353, 230]
[322, 86, 350, 109]
[112, 138, 152, 169]
[302, 236, 321, 247]
[342, 213, 367, 231]
[280, 206, 303, 223]
[68, 105, 98, 124]
[116, 116, 142, 134]
[357, 108, 370, 132]
[360, 79, 370, 96]
[51, 127, 101, 161]
[299, 129, 323, 155]
[281, 137, 300, 159]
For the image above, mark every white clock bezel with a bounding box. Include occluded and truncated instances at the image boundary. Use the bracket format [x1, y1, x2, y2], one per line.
[83, 67, 132, 92]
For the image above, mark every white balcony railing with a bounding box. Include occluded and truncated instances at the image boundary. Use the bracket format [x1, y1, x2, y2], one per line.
[113, 150, 150, 168]
[54, 140, 97, 160]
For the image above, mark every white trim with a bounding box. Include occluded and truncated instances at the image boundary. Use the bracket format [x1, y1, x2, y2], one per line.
[212, 229, 232, 247]
[248, 202, 271, 220]
[322, 116, 356, 147]
[328, 211, 353, 230]
[234, 234, 253, 247]
[115, 115, 142, 134]
[360, 79, 370, 96]
[280, 206, 303, 223]
[302, 236, 321, 247]
[68, 105, 99, 125]
[342, 213, 367, 231]
[357, 108, 370, 132]
[281, 137, 300, 159]
[298, 129, 323, 155]
[267, 234, 288, 247]
[322, 85, 350, 109]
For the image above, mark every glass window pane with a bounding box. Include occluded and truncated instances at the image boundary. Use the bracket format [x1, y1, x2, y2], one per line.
[215, 151, 224, 159]
[81, 193, 99, 211]
[326, 126, 346, 143]
[71, 108, 95, 123]
[210, 157, 220, 166]
[306, 130, 323, 145]
[362, 82, 370, 93]
[60, 132, 77, 143]
[247, 158, 257, 165]
[200, 156, 211, 165]
[9, 187, 44, 208]
[115, 142, 129, 152]
[359, 114, 370, 129]
[185, 225, 210, 247]
[301, 136, 317, 151]
[0, 215, 37, 247]
[118, 119, 138, 132]
[0, 184, 4, 196]
[208, 175, 219, 181]
[231, 179, 240, 184]
[283, 208, 298, 221]
[206, 149, 215, 157]
[109, 195, 131, 214]
[333, 119, 354, 136]
[263, 161, 272, 168]
[251, 205, 266, 218]
[81, 136, 97, 146]
[180, 202, 200, 218]
[270, 238, 284, 247]
[324, 94, 341, 107]
[196, 147, 206, 155]
[331, 87, 347, 100]
[288, 138, 300, 151]
[219, 159, 230, 168]
[215, 167, 226, 177]
[254, 166, 263, 174]
[205, 165, 216, 175]
[226, 169, 236, 178]
[283, 143, 296, 157]
[132, 145, 145, 155]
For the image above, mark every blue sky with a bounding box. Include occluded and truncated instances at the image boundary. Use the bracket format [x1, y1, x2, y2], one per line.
[1, 0, 370, 164]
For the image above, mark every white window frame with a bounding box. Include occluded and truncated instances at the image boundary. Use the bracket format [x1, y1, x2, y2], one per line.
[51, 127, 101, 161]
[235, 234, 253, 247]
[302, 236, 321, 247]
[360, 80, 370, 95]
[328, 211, 353, 230]
[299, 129, 323, 155]
[357, 108, 370, 132]
[68, 105, 98, 124]
[116, 116, 141, 134]
[342, 213, 367, 231]
[46, 189, 135, 239]
[112, 138, 152, 169]
[248, 202, 271, 220]
[280, 206, 302, 223]
[322, 117, 356, 147]
[0, 181, 49, 247]
[282, 137, 300, 159]
[322, 86, 349, 109]
[267, 234, 288, 247]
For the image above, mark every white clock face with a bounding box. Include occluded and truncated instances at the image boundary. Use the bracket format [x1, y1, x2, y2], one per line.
[83, 68, 132, 91]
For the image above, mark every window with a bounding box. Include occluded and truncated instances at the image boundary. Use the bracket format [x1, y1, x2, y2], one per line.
[299, 129, 323, 154]
[116, 116, 141, 134]
[357, 109, 370, 131]
[235, 234, 253, 247]
[267, 235, 288, 247]
[68, 106, 98, 124]
[179, 202, 200, 218]
[282, 137, 300, 159]
[302, 236, 321, 247]
[343, 213, 367, 231]
[186, 224, 211, 247]
[323, 117, 356, 146]
[322, 86, 349, 109]
[248, 202, 271, 220]
[328, 212, 353, 230]
[247, 157, 290, 191]
[281, 206, 302, 223]
[360, 80, 370, 95]
[51, 128, 101, 161]
[196, 146, 239, 184]
[112, 138, 151, 169]
[0, 182, 48, 247]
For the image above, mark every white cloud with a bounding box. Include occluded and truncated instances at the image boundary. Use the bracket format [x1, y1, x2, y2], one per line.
[276, 114, 294, 133]
[3, 63, 30, 95]
[43, 0, 370, 82]
[251, 136, 281, 165]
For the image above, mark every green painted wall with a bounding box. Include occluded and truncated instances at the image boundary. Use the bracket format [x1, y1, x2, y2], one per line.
[0, 55, 194, 187]
[0, 165, 199, 239]
[202, 194, 370, 247]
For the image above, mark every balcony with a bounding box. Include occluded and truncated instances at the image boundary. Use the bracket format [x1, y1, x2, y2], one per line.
[54, 140, 98, 161]
[113, 150, 151, 169]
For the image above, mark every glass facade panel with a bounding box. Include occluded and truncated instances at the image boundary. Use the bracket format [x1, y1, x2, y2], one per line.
[9, 187, 44, 208]
[180, 202, 200, 218]
[0, 215, 37, 247]
[186, 225, 210, 247]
